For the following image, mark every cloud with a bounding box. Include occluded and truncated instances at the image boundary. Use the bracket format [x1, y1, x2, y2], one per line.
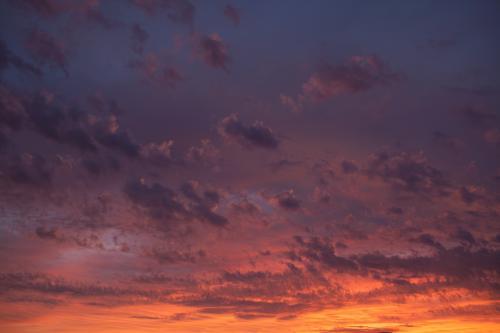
[0, 85, 28, 131]
[432, 131, 465, 151]
[282, 55, 399, 111]
[426, 38, 457, 49]
[290, 236, 358, 272]
[27, 92, 99, 153]
[129, 53, 183, 87]
[140, 140, 174, 166]
[411, 233, 444, 251]
[35, 226, 58, 240]
[130, 23, 149, 55]
[457, 106, 497, 124]
[218, 114, 279, 150]
[354, 246, 500, 280]
[459, 186, 482, 204]
[25, 29, 68, 76]
[131, 0, 195, 27]
[81, 155, 120, 176]
[0, 272, 157, 298]
[185, 139, 220, 167]
[195, 34, 230, 71]
[11, 0, 65, 17]
[289, 235, 500, 284]
[12, 0, 117, 29]
[179, 181, 229, 227]
[124, 179, 186, 223]
[0, 39, 41, 77]
[224, 4, 240, 26]
[143, 247, 206, 264]
[0, 153, 52, 187]
[365, 151, 450, 197]
[0, 85, 150, 158]
[340, 160, 359, 174]
[455, 228, 476, 245]
[123, 179, 228, 228]
[270, 190, 301, 210]
[93, 115, 140, 157]
[267, 159, 301, 173]
[76, 0, 118, 29]
[230, 198, 261, 216]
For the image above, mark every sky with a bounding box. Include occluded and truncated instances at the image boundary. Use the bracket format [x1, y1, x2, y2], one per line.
[0, 0, 499, 332]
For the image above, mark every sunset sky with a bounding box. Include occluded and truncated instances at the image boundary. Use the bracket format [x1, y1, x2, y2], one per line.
[1, 0, 499, 332]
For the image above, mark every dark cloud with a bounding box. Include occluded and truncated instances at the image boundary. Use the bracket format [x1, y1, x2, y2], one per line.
[10, 0, 64, 17]
[27, 92, 98, 152]
[131, 0, 195, 27]
[218, 114, 279, 150]
[355, 246, 500, 279]
[124, 179, 228, 227]
[35, 226, 59, 240]
[143, 247, 205, 264]
[445, 85, 498, 97]
[185, 139, 219, 166]
[268, 159, 301, 172]
[129, 53, 183, 87]
[0, 85, 27, 131]
[124, 179, 186, 222]
[159, 67, 183, 87]
[0, 153, 52, 187]
[10, 0, 116, 29]
[387, 206, 403, 215]
[86, 94, 124, 115]
[282, 55, 399, 111]
[432, 131, 465, 151]
[271, 190, 301, 210]
[195, 34, 230, 71]
[290, 235, 500, 284]
[224, 4, 240, 26]
[0, 85, 148, 158]
[459, 186, 482, 204]
[0, 39, 42, 77]
[291, 236, 358, 272]
[81, 158, 104, 176]
[25, 29, 68, 76]
[410, 233, 444, 251]
[455, 228, 476, 245]
[130, 23, 149, 55]
[0, 131, 7, 149]
[365, 151, 450, 197]
[0, 272, 157, 298]
[92, 115, 140, 157]
[457, 106, 497, 125]
[230, 198, 261, 216]
[140, 140, 174, 166]
[78, 0, 117, 30]
[81, 155, 120, 176]
[180, 181, 228, 227]
[341, 160, 358, 174]
[427, 38, 457, 49]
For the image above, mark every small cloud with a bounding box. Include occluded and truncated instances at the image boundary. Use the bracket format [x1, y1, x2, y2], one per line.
[194, 33, 230, 71]
[270, 190, 301, 211]
[218, 114, 279, 150]
[130, 23, 149, 55]
[282, 55, 399, 112]
[25, 29, 68, 76]
[224, 4, 240, 26]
